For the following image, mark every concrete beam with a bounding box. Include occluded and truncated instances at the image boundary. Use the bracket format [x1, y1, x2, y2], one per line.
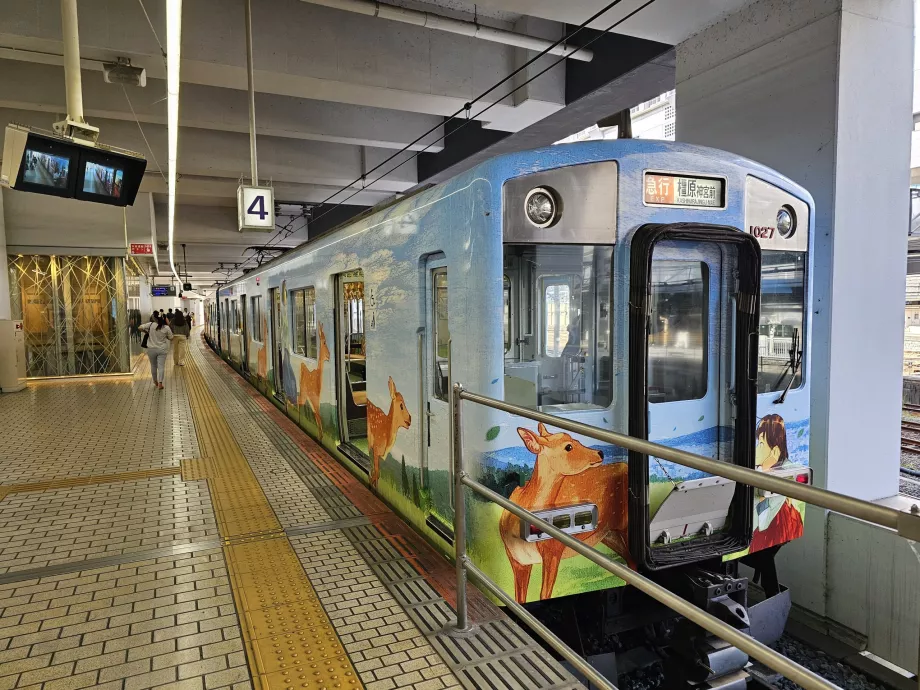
[0, 59, 445, 151]
[416, 47, 675, 184]
[0, 107, 418, 194]
[0, 0, 563, 131]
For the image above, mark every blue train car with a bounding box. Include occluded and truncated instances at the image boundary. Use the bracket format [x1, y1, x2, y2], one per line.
[206, 140, 812, 658]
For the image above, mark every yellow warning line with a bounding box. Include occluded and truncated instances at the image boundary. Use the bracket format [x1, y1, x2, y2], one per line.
[183, 354, 362, 690]
[0, 467, 182, 495]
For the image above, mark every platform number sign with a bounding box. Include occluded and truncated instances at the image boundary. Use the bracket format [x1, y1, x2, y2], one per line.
[237, 185, 275, 231]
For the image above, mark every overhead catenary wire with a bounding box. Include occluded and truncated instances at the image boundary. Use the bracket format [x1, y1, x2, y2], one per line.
[121, 85, 168, 185]
[230, 0, 653, 277]
[137, 0, 167, 59]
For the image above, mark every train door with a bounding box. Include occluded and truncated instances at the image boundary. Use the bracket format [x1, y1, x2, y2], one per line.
[424, 259, 452, 533]
[334, 270, 370, 471]
[628, 225, 761, 570]
[241, 295, 249, 373]
[269, 287, 283, 400]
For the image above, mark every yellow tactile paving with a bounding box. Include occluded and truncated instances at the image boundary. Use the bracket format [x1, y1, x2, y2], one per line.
[0, 465, 182, 494]
[183, 353, 363, 690]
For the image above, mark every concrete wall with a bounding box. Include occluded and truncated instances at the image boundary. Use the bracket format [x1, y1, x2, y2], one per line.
[676, 0, 915, 671]
[3, 188, 156, 257]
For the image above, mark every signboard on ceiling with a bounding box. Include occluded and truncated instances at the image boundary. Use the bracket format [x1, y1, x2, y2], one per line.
[237, 184, 275, 232]
[151, 285, 176, 297]
[129, 243, 154, 256]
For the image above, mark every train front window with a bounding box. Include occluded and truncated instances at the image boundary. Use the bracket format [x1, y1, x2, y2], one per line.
[503, 245, 612, 411]
[648, 261, 708, 403]
[758, 251, 806, 394]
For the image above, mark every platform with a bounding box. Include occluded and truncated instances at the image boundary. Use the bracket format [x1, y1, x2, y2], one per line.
[0, 333, 581, 690]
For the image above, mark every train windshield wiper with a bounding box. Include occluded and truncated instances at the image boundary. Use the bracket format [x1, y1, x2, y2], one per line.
[773, 329, 802, 404]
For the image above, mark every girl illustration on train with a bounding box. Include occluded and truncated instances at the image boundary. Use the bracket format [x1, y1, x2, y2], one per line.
[751, 413, 805, 552]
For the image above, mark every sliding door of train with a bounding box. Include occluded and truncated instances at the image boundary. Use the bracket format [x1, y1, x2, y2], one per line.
[269, 287, 283, 400]
[423, 257, 452, 533]
[629, 225, 760, 570]
[334, 270, 370, 471]
[241, 295, 249, 373]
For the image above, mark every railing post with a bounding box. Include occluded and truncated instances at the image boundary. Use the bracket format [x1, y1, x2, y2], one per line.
[452, 381, 471, 632]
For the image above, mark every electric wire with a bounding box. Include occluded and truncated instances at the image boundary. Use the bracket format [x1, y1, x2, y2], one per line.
[137, 0, 167, 59]
[229, 0, 655, 278]
[121, 85, 168, 185]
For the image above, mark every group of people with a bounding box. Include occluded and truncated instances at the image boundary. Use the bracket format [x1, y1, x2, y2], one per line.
[137, 308, 195, 390]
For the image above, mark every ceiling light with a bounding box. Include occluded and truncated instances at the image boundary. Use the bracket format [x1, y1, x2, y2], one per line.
[166, 0, 182, 284]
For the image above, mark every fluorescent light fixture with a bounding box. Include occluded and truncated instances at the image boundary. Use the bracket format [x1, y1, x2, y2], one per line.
[166, 0, 182, 285]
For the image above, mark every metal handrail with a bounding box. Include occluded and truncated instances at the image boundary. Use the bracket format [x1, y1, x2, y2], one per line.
[449, 383, 920, 690]
[456, 388, 920, 539]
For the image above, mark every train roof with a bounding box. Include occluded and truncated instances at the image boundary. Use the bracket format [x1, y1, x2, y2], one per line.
[218, 139, 810, 294]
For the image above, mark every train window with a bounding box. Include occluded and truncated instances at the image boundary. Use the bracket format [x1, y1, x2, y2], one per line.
[433, 269, 450, 401]
[758, 251, 806, 393]
[648, 261, 708, 402]
[291, 289, 306, 356]
[231, 300, 239, 333]
[251, 296, 262, 341]
[503, 245, 612, 411]
[304, 288, 317, 359]
[543, 281, 571, 357]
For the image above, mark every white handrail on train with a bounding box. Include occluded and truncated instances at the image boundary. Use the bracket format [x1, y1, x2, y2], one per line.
[449, 383, 920, 690]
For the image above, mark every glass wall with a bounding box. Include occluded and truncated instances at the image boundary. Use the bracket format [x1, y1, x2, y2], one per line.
[8, 255, 131, 377]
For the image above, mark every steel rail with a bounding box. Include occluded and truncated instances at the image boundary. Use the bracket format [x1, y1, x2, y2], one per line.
[457, 389, 919, 536]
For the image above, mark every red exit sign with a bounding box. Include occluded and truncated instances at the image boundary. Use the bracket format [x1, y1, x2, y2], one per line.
[130, 243, 154, 255]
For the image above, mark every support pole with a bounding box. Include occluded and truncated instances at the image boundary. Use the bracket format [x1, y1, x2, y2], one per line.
[61, 0, 85, 124]
[55, 0, 98, 140]
[452, 382, 471, 632]
[244, 0, 259, 186]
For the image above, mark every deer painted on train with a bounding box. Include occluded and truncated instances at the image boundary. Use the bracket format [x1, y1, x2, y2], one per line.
[367, 376, 411, 486]
[297, 323, 331, 437]
[499, 423, 631, 603]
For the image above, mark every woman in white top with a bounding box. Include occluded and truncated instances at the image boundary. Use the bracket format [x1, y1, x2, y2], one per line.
[138, 314, 174, 389]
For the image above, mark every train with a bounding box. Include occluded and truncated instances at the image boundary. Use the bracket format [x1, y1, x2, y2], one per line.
[205, 140, 813, 688]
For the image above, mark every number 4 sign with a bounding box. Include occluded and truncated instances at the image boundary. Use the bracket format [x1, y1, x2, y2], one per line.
[237, 185, 275, 231]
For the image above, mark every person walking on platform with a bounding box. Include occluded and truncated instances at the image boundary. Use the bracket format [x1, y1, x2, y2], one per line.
[172, 311, 190, 367]
[166, 308, 175, 325]
[138, 314, 173, 390]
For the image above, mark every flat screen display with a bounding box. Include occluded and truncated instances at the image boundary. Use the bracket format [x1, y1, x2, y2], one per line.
[644, 173, 725, 208]
[151, 286, 170, 297]
[83, 161, 124, 198]
[22, 149, 71, 189]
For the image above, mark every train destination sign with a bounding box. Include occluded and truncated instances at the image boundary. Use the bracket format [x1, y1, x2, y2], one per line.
[644, 173, 724, 208]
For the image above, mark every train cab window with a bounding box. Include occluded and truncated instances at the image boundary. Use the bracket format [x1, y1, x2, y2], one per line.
[648, 261, 708, 403]
[758, 251, 806, 394]
[433, 269, 450, 401]
[503, 245, 612, 411]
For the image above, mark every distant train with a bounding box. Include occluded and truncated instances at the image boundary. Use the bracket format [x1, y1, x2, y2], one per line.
[206, 140, 813, 685]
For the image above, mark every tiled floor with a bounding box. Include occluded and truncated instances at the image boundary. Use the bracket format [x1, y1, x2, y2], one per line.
[0, 334, 575, 690]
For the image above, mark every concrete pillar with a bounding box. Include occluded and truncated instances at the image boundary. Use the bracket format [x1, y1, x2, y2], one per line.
[676, 0, 911, 614]
[0, 189, 10, 320]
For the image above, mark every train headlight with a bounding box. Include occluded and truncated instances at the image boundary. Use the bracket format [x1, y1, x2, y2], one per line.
[524, 187, 559, 228]
[776, 206, 796, 238]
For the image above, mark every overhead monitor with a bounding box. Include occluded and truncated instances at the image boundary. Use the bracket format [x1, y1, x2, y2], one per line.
[2, 124, 146, 206]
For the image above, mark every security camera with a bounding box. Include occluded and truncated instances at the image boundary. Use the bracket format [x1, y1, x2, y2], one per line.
[102, 58, 146, 88]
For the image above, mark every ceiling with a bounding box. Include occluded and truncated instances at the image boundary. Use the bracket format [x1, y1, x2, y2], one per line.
[0, 0, 748, 286]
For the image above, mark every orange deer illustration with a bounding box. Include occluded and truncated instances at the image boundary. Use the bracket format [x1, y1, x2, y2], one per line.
[499, 423, 631, 603]
[367, 376, 411, 486]
[256, 315, 268, 379]
[297, 323, 331, 436]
